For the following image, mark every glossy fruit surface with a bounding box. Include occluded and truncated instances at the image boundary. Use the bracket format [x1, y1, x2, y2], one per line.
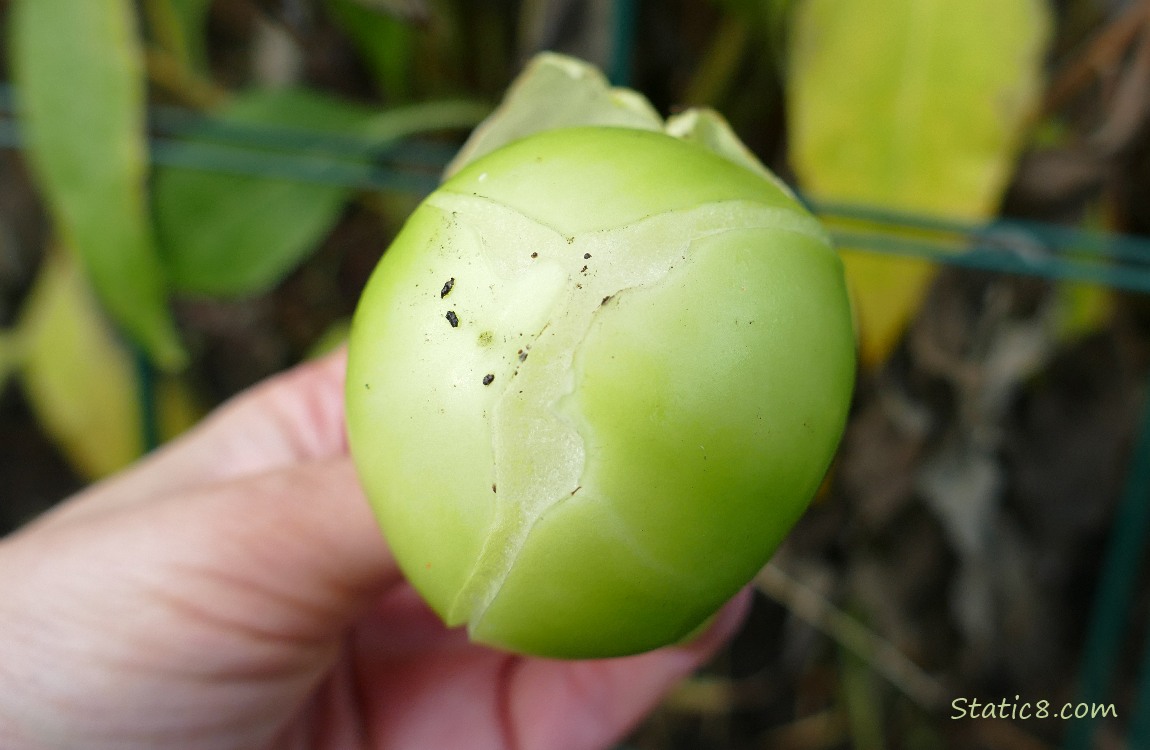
[346, 126, 855, 658]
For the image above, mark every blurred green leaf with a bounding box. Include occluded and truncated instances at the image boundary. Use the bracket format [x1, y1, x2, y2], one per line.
[706, 0, 794, 55]
[682, 15, 752, 107]
[155, 89, 376, 297]
[360, 96, 490, 142]
[344, 0, 429, 20]
[307, 318, 351, 358]
[10, 0, 187, 369]
[156, 88, 488, 297]
[840, 645, 887, 750]
[0, 330, 24, 395]
[446, 52, 661, 177]
[327, 0, 418, 101]
[145, 0, 213, 69]
[787, 0, 1051, 366]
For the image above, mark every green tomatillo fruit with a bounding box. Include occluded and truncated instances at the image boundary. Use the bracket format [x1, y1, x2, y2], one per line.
[346, 125, 855, 658]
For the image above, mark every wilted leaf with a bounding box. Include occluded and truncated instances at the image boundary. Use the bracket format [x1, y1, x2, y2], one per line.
[10, 0, 187, 369]
[787, 0, 1051, 366]
[445, 52, 662, 177]
[666, 108, 788, 190]
[155, 88, 487, 297]
[449, 54, 796, 199]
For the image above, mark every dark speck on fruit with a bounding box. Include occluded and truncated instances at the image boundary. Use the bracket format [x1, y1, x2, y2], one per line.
[440, 277, 455, 298]
[600, 295, 613, 307]
[584, 253, 591, 259]
[531, 252, 538, 258]
[518, 350, 528, 362]
[482, 373, 495, 386]
[446, 311, 459, 328]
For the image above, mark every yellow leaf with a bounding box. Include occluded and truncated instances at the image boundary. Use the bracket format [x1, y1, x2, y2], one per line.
[156, 372, 204, 445]
[787, 0, 1051, 366]
[18, 250, 201, 479]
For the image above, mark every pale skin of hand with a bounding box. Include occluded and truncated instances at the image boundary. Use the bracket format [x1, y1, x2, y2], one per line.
[0, 351, 749, 750]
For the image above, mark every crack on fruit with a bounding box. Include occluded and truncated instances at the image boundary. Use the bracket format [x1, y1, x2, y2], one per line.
[428, 191, 830, 628]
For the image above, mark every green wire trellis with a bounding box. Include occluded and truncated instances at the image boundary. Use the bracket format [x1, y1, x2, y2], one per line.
[2, 83, 1150, 749]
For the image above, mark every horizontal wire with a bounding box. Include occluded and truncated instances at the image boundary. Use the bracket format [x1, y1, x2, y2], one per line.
[147, 103, 467, 169]
[0, 115, 444, 194]
[148, 135, 443, 193]
[2, 88, 1150, 294]
[812, 199, 1150, 267]
[828, 229, 1150, 294]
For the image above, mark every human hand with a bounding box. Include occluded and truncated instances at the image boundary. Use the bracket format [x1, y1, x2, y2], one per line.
[0, 351, 748, 750]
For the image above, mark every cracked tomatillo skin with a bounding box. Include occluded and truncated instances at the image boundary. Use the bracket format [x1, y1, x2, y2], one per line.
[346, 127, 855, 658]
